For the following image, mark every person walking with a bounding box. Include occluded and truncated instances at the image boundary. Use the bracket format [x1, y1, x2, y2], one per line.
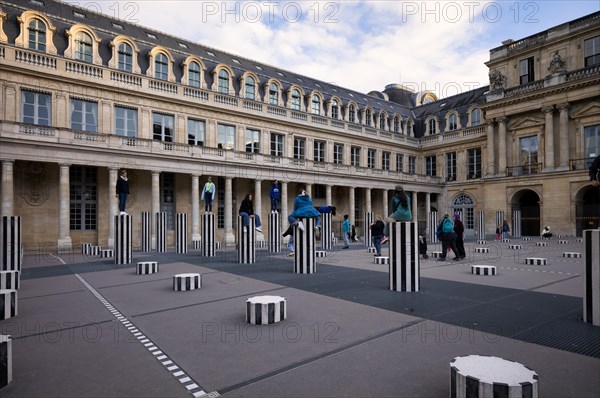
[502, 219, 510, 238]
[201, 177, 215, 213]
[436, 213, 460, 261]
[342, 214, 351, 249]
[381, 186, 412, 244]
[239, 193, 262, 233]
[269, 180, 281, 213]
[370, 215, 385, 256]
[115, 169, 129, 215]
[453, 213, 466, 259]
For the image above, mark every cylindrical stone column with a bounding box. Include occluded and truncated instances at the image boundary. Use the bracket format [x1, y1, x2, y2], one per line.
[486, 119, 495, 176]
[1, 216, 21, 272]
[321, 212, 332, 250]
[411, 192, 418, 224]
[364, 212, 373, 247]
[155, 212, 167, 252]
[0, 289, 17, 320]
[176, 213, 188, 254]
[557, 103, 570, 170]
[225, 177, 234, 246]
[58, 164, 72, 251]
[326, 185, 332, 206]
[254, 179, 262, 223]
[115, 214, 132, 264]
[477, 210, 486, 240]
[238, 216, 255, 264]
[268, 212, 281, 253]
[583, 229, 600, 326]
[389, 221, 419, 292]
[294, 217, 316, 274]
[108, 168, 118, 249]
[383, 189, 389, 217]
[0, 334, 12, 388]
[498, 117, 507, 174]
[496, 210, 505, 234]
[151, 171, 160, 250]
[512, 210, 522, 238]
[349, 187, 355, 228]
[191, 174, 200, 242]
[201, 212, 215, 257]
[141, 211, 151, 252]
[429, 211, 438, 244]
[246, 296, 286, 325]
[0, 161, 13, 221]
[543, 106, 554, 172]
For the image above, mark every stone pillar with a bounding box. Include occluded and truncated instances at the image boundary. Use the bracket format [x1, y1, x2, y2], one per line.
[201, 212, 215, 256]
[141, 212, 151, 251]
[364, 212, 373, 247]
[411, 191, 418, 223]
[477, 210, 486, 240]
[176, 213, 188, 253]
[238, 216, 255, 264]
[191, 174, 200, 242]
[497, 117, 507, 175]
[383, 189, 389, 216]
[486, 119, 495, 176]
[543, 105, 555, 172]
[254, 179, 262, 220]
[115, 214, 132, 264]
[425, 193, 431, 236]
[108, 168, 118, 249]
[583, 229, 600, 326]
[365, 188, 372, 213]
[496, 210, 505, 237]
[155, 212, 167, 252]
[557, 102, 570, 171]
[1, 161, 14, 218]
[294, 217, 316, 274]
[429, 211, 438, 244]
[151, 171, 160, 250]
[305, 183, 312, 198]
[268, 212, 281, 252]
[58, 164, 72, 251]
[512, 210, 522, 238]
[349, 187, 355, 227]
[389, 221, 420, 292]
[326, 185, 332, 205]
[1, 216, 21, 271]
[321, 212, 332, 250]
[224, 177, 234, 246]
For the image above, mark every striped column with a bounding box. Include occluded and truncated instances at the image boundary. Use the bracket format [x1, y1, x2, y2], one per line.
[0, 271, 19, 290]
[477, 211, 485, 241]
[0, 334, 12, 389]
[496, 210, 505, 230]
[428, 211, 438, 244]
[176, 213, 188, 254]
[321, 212, 332, 250]
[238, 216, 255, 264]
[141, 212, 151, 252]
[155, 212, 167, 253]
[512, 210, 522, 238]
[0, 289, 17, 320]
[201, 212, 215, 257]
[389, 221, 419, 292]
[294, 217, 316, 274]
[268, 212, 281, 253]
[115, 214, 132, 264]
[1, 216, 21, 272]
[583, 229, 600, 326]
[364, 212, 373, 247]
[246, 295, 287, 325]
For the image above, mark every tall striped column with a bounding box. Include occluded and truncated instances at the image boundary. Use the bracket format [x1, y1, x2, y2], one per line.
[363, 212, 373, 247]
[512, 210, 522, 238]
[294, 217, 316, 274]
[583, 229, 600, 326]
[238, 216, 255, 264]
[477, 211, 486, 240]
[389, 221, 419, 292]
[1, 216, 21, 272]
[201, 212, 215, 257]
[155, 212, 167, 252]
[496, 210, 505, 230]
[0, 334, 12, 388]
[176, 213, 188, 254]
[115, 214, 132, 264]
[321, 212, 332, 250]
[428, 211, 438, 244]
[268, 212, 281, 253]
[141, 211, 151, 252]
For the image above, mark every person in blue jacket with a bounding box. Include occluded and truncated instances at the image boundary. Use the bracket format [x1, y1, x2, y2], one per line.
[381, 186, 412, 244]
[201, 176, 215, 213]
[269, 180, 281, 213]
[316, 205, 337, 216]
[282, 187, 321, 237]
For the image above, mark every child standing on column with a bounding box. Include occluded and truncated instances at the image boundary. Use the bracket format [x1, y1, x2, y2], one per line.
[269, 180, 281, 213]
[201, 177, 215, 213]
[115, 169, 129, 215]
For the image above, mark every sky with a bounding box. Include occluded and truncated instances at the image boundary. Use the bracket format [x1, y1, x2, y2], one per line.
[67, 0, 600, 99]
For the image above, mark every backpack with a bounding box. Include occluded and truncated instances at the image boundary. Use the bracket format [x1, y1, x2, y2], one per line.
[442, 218, 454, 233]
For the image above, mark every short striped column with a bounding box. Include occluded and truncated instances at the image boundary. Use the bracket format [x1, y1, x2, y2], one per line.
[0, 271, 19, 290]
[141, 212, 151, 252]
[0, 289, 17, 320]
[1, 216, 21, 272]
[471, 265, 497, 275]
[176, 213, 188, 254]
[583, 229, 600, 326]
[576, 237, 583, 243]
[115, 214, 132, 265]
[512, 210, 521, 238]
[364, 212, 373, 247]
[155, 212, 167, 253]
[431, 251, 444, 258]
[136, 261, 159, 275]
[522, 237, 532, 241]
[201, 212, 215, 257]
[0, 334, 12, 389]
[238, 216, 255, 264]
[496, 210, 505, 229]
[475, 247, 490, 254]
[558, 239, 569, 244]
[476, 211, 485, 241]
[450, 355, 538, 398]
[389, 221, 419, 292]
[525, 258, 547, 266]
[375, 256, 389, 265]
[89, 246, 101, 256]
[268, 212, 281, 253]
[321, 212, 332, 250]
[429, 211, 438, 244]
[563, 252, 582, 258]
[536, 241, 548, 247]
[315, 250, 327, 258]
[294, 217, 316, 274]
[476, 240, 487, 245]
[246, 295, 286, 325]
[100, 249, 113, 258]
[81, 243, 92, 255]
[173, 273, 201, 291]
[509, 244, 523, 250]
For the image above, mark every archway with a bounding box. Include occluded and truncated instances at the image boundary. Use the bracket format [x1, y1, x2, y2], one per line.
[575, 186, 599, 236]
[452, 193, 474, 237]
[512, 190, 540, 236]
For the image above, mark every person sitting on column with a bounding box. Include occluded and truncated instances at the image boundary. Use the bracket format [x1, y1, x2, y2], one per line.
[269, 180, 281, 213]
[541, 226, 553, 239]
[436, 213, 460, 261]
[282, 186, 321, 237]
[342, 215, 351, 249]
[381, 186, 412, 244]
[201, 177, 216, 213]
[370, 215, 385, 256]
[115, 169, 130, 215]
[239, 193, 262, 233]
[453, 213, 466, 260]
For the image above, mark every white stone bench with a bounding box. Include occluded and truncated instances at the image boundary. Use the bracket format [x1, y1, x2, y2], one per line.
[562, 252, 582, 258]
[471, 265, 497, 276]
[173, 273, 201, 291]
[315, 251, 327, 258]
[475, 247, 490, 254]
[558, 240, 569, 244]
[0, 271, 19, 290]
[535, 242, 548, 247]
[525, 258, 547, 266]
[0, 334, 12, 389]
[137, 261, 159, 275]
[476, 240, 487, 245]
[367, 247, 377, 253]
[509, 244, 523, 250]
[450, 355, 538, 398]
[100, 249, 113, 258]
[374, 256, 389, 265]
[0, 289, 17, 320]
[246, 295, 286, 325]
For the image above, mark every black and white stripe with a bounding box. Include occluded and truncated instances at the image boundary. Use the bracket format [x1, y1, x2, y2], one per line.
[512, 209, 521, 238]
[367, 247, 377, 253]
[583, 229, 600, 326]
[246, 295, 286, 325]
[431, 251, 443, 258]
[115, 214, 132, 265]
[536, 241, 548, 247]
[192, 240, 201, 250]
[1, 216, 21, 272]
[101, 249, 113, 258]
[429, 211, 438, 244]
[201, 213, 215, 257]
[0, 271, 19, 290]
[315, 250, 327, 258]
[0, 334, 12, 389]
[375, 256, 389, 265]
[471, 265, 497, 275]
[294, 217, 316, 274]
[321, 212, 332, 250]
[136, 261, 159, 275]
[389, 221, 419, 292]
[363, 212, 373, 247]
[81, 243, 92, 255]
[562, 252, 582, 258]
[141, 212, 151, 252]
[156, 212, 167, 253]
[496, 210, 505, 230]
[176, 213, 188, 254]
[89, 246, 101, 256]
[476, 240, 487, 245]
[256, 240, 266, 248]
[0, 289, 17, 320]
[476, 210, 485, 241]
[522, 237, 532, 241]
[268, 212, 281, 253]
[238, 216, 255, 264]
[509, 244, 523, 250]
[475, 247, 490, 254]
[525, 257, 547, 266]
[558, 240, 569, 244]
[501, 238, 510, 243]
[173, 273, 202, 291]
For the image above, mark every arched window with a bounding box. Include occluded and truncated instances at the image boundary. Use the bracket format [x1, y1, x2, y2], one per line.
[218, 69, 229, 93]
[311, 95, 321, 115]
[428, 118, 436, 135]
[448, 114, 457, 131]
[245, 76, 255, 99]
[291, 89, 301, 110]
[28, 18, 46, 52]
[117, 42, 132, 72]
[269, 83, 279, 105]
[471, 108, 481, 126]
[379, 113, 386, 130]
[155, 53, 168, 80]
[331, 100, 339, 119]
[365, 109, 372, 126]
[394, 116, 400, 133]
[452, 194, 475, 231]
[188, 61, 201, 87]
[74, 31, 93, 63]
[349, 104, 356, 123]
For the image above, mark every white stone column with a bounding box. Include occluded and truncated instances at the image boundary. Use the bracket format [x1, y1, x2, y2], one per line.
[224, 177, 235, 246]
[543, 105, 555, 172]
[326, 185, 332, 205]
[1, 160, 14, 218]
[254, 179, 262, 228]
[281, 181, 289, 243]
[349, 186, 355, 226]
[497, 117, 507, 176]
[191, 174, 200, 241]
[412, 191, 418, 223]
[383, 189, 389, 216]
[305, 183, 312, 198]
[365, 188, 372, 214]
[151, 171, 160, 250]
[58, 164, 72, 251]
[425, 192, 431, 236]
[557, 102, 570, 171]
[486, 119, 495, 176]
[108, 168, 118, 248]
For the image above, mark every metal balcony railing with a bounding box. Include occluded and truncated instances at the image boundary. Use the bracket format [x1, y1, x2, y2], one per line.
[505, 163, 542, 177]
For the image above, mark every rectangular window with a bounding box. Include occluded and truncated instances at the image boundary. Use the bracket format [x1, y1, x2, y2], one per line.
[161, 173, 175, 230]
[115, 106, 137, 137]
[367, 149, 376, 169]
[584, 125, 600, 165]
[22, 90, 51, 126]
[217, 123, 235, 150]
[333, 143, 344, 165]
[294, 137, 305, 160]
[188, 118, 205, 146]
[70, 98, 97, 132]
[245, 128, 260, 153]
[70, 166, 97, 231]
[396, 154, 403, 172]
[446, 152, 457, 181]
[519, 136, 539, 175]
[270, 133, 284, 157]
[425, 155, 436, 176]
[152, 112, 174, 142]
[408, 156, 416, 174]
[314, 140, 325, 163]
[382, 151, 390, 171]
[351, 146, 361, 167]
[468, 148, 482, 178]
[584, 36, 600, 67]
[519, 56, 534, 85]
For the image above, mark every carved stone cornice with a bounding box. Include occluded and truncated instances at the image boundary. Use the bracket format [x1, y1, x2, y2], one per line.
[541, 105, 555, 113]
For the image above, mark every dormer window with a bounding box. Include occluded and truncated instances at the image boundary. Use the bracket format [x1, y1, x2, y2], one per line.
[428, 118, 436, 135]
[448, 114, 457, 131]
[349, 104, 356, 123]
[117, 42, 132, 72]
[245, 76, 256, 100]
[74, 31, 93, 63]
[269, 83, 279, 105]
[28, 18, 46, 51]
[311, 95, 321, 115]
[331, 100, 339, 119]
[471, 108, 481, 126]
[155, 53, 168, 80]
[218, 69, 229, 93]
[188, 61, 201, 87]
[291, 89, 301, 110]
[379, 113, 386, 130]
[365, 109, 372, 126]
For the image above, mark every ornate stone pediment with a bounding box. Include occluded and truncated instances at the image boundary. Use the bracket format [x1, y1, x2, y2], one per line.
[507, 116, 544, 130]
[570, 102, 600, 118]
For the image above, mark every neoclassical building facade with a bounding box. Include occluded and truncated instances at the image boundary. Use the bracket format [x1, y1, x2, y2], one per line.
[0, 0, 598, 250]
